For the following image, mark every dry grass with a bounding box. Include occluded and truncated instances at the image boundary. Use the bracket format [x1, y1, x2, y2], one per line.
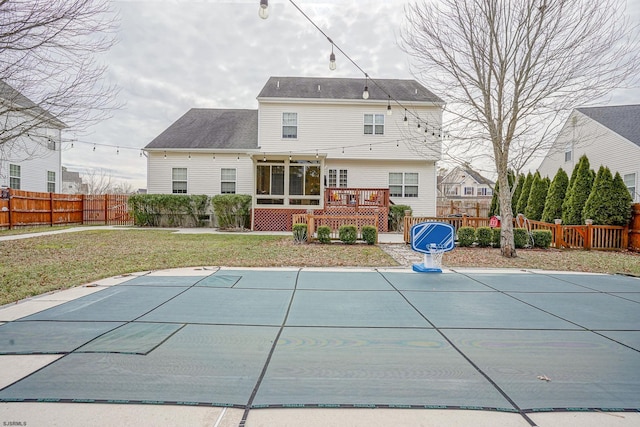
[0, 229, 638, 306]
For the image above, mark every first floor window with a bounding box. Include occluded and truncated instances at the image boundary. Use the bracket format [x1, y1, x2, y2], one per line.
[389, 172, 418, 197]
[221, 168, 236, 194]
[172, 168, 187, 194]
[47, 171, 56, 193]
[624, 173, 636, 200]
[9, 164, 20, 189]
[364, 114, 384, 135]
[257, 164, 285, 204]
[328, 169, 348, 187]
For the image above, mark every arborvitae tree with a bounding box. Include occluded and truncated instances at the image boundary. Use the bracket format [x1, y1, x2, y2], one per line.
[515, 172, 533, 215]
[541, 168, 569, 223]
[489, 181, 499, 217]
[583, 166, 615, 224]
[489, 170, 515, 217]
[609, 171, 634, 226]
[562, 155, 594, 225]
[525, 172, 550, 221]
[562, 160, 580, 220]
[511, 174, 525, 216]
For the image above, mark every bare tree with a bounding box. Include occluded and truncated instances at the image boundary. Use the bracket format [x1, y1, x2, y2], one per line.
[402, 0, 640, 257]
[0, 0, 119, 158]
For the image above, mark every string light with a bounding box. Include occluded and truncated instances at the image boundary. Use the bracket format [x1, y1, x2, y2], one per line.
[315, 150, 319, 159]
[404, 109, 408, 125]
[139, 150, 143, 157]
[258, 0, 269, 19]
[116, 146, 120, 155]
[188, 152, 191, 160]
[362, 74, 369, 100]
[164, 151, 167, 159]
[329, 44, 336, 71]
[93, 144, 96, 152]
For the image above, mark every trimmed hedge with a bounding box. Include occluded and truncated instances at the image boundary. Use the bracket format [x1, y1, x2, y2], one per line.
[317, 226, 331, 244]
[339, 225, 358, 244]
[532, 230, 552, 248]
[361, 225, 377, 245]
[457, 226, 475, 247]
[211, 194, 251, 230]
[513, 228, 529, 248]
[475, 227, 492, 247]
[492, 227, 501, 247]
[292, 223, 308, 244]
[128, 194, 210, 227]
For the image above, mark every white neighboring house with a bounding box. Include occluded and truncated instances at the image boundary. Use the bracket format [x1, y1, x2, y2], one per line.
[144, 77, 444, 231]
[439, 166, 494, 199]
[538, 105, 640, 202]
[0, 81, 65, 193]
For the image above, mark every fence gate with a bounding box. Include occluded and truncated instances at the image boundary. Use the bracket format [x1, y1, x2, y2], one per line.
[83, 194, 133, 225]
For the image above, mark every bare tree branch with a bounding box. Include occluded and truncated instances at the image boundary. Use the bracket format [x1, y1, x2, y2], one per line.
[401, 0, 640, 257]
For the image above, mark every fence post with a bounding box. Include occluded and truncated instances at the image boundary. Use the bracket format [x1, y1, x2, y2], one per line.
[8, 189, 13, 230]
[307, 214, 314, 243]
[554, 219, 562, 249]
[585, 219, 593, 250]
[462, 214, 468, 227]
[50, 192, 54, 227]
[104, 194, 109, 225]
[622, 226, 629, 250]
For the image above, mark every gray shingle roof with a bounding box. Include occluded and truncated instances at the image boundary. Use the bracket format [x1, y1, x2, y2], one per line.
[145, 109, 258, 150]
[0, 80, 66, 128]
[577, 105, 640, 148]
[257, 77, 444, 104]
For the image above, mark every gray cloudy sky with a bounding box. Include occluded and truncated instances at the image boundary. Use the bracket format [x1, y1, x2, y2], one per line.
[63, 0, 640, 190]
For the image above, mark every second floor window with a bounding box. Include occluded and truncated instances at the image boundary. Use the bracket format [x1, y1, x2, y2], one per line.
[172, 168, 187, 194]
[389, 172, 418, 197]
[364, 114, 384, 135]
[564, 142, 572, 162]
[464, 187, 474, 196]
[282, 112, 297, 139]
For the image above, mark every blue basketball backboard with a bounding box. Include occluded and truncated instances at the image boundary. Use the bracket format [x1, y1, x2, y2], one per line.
[410, 222, 455, 254]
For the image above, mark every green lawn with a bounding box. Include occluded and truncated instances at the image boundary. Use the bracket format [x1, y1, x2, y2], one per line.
[0, 228, 638, 306]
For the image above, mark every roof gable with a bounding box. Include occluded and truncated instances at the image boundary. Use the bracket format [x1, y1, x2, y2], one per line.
[0, 80, 66, 128]
[576, 105, 640, 148]
[145, 109, 258, 150]
[257, 77, 444, 104]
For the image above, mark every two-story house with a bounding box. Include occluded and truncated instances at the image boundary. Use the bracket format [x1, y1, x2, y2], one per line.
[538, 105, 640, 202]
[0, 81, 65, 193]
[144, 77, 444, 231]
[439, 166, 494, 199]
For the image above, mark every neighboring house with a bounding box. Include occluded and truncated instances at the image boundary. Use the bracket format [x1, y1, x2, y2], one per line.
[144, 76, 444, 231]
[538, 105, 640, 202]
[0, 81, 65, 193]
[439, 166, 494, 199]
[61, 166, 88, 194]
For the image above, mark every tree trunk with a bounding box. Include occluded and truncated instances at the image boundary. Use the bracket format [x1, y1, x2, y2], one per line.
[497, 169, 517, 257]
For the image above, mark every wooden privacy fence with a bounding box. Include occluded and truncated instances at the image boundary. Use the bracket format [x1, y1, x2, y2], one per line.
[436, 199, 491, 218]
[0, 189, 132, 229]
[404, 212, 636, 252]
[293, 213, 378, 243]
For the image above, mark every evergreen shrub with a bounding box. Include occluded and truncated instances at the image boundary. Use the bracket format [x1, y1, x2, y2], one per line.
[532, 230, 552, 248]
[513, 228, 529, 248]
[317, 226, 331, 244]
[339, 224, 358, 244]
[475, 227, 492, 247]
[361, 225, 377, 245]
[457, 226, 476, 247]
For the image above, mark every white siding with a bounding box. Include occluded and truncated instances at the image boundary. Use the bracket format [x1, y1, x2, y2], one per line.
[0, 127, 62, 193]
[258, 101, 442, 162]
[146, 151, 254, 196]
[326, 158, 437, 216]
[538, 111, 640, 202]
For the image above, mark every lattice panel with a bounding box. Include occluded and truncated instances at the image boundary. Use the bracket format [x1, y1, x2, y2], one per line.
[254, 208, 310, 231]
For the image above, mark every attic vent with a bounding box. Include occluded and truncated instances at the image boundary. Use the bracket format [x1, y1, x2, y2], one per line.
[415, 88, 418, 94]
[277, 80, 280, 89]
[318, 84, 321, 92]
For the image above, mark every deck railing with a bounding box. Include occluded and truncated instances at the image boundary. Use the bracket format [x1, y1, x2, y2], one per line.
[293, 213, 378, 243]
[324, 187, 389, 211]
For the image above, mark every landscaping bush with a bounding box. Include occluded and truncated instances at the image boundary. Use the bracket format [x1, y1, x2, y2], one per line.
[515, 172, 533, 215]
[457, 226, 476, 247]
[128, 194, 210, 227]
[532, 230, 552, 248]
[475, 227, 492, 247]
[524, 172, 549, 221]
[541, 168, 568, 223]
[317, 226, 331, 244]
[292, 223, 307, 244]
[211, 194, 251, 230]
[492, 227, 501, 247]
[513, 228, 529, 248]
[339, 224, 358, 244]
[562, 155, 594, 225]
[389, 205, 411, 231]
[583, 167, 632, 226]
[361, 225, 377, 245]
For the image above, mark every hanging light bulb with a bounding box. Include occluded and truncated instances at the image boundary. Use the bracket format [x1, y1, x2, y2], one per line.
[315, 150, 319, 159]
[362, 75, 369, 100]
[116, 146, 120, 155]
[342, 147, 345, 155]
[93, 144, 96, 152]
[71, 141, 74, 148]
[164, 151, 167, 159]
[139, 151, 142, 157]
[188, 152, 191, 160]
[329, 45, 336, 71]
[387, 95, 392, 116]
[369, 144, 372, 151]
[288, 152, 292, 161]
[259, 0, 269, 19]
[263, 153, 266, 162]
[404, 109, 408, 125]
[417, 123, 421, 129]
[212, 154, 216, 161]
